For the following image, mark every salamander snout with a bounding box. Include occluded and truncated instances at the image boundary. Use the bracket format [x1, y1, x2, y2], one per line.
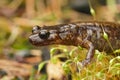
[29, 36, 33, 44]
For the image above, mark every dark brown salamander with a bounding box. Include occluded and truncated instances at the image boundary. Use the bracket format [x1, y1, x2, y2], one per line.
[29, 21, 120, 66]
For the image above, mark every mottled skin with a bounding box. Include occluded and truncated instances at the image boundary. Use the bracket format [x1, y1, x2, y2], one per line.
[29, 21, 120, 66]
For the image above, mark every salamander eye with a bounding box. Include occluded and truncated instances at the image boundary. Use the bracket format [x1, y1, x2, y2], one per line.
[32, 25, 40, 34]
[39, 31, 50, 39]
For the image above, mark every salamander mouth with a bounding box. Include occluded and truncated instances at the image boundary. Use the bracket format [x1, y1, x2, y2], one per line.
[29, 31, 64, 46]
[29, 35, 46, 46]
[29, 38, 47, 46]
[29, 34, 59, 46]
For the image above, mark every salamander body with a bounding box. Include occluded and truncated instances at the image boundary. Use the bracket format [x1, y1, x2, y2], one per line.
[29, 21, 120, 66]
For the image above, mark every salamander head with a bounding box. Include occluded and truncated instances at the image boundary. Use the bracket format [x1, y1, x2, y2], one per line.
[29, 25, 62, 46]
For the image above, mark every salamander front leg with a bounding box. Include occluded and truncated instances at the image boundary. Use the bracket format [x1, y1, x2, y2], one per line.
[81, 41, 95, 67]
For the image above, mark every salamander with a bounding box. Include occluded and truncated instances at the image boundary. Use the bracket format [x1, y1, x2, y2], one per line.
[29, 21, 120, 66]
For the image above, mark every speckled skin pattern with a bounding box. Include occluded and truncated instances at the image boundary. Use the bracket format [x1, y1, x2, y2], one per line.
[29, 21, 120, 66]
